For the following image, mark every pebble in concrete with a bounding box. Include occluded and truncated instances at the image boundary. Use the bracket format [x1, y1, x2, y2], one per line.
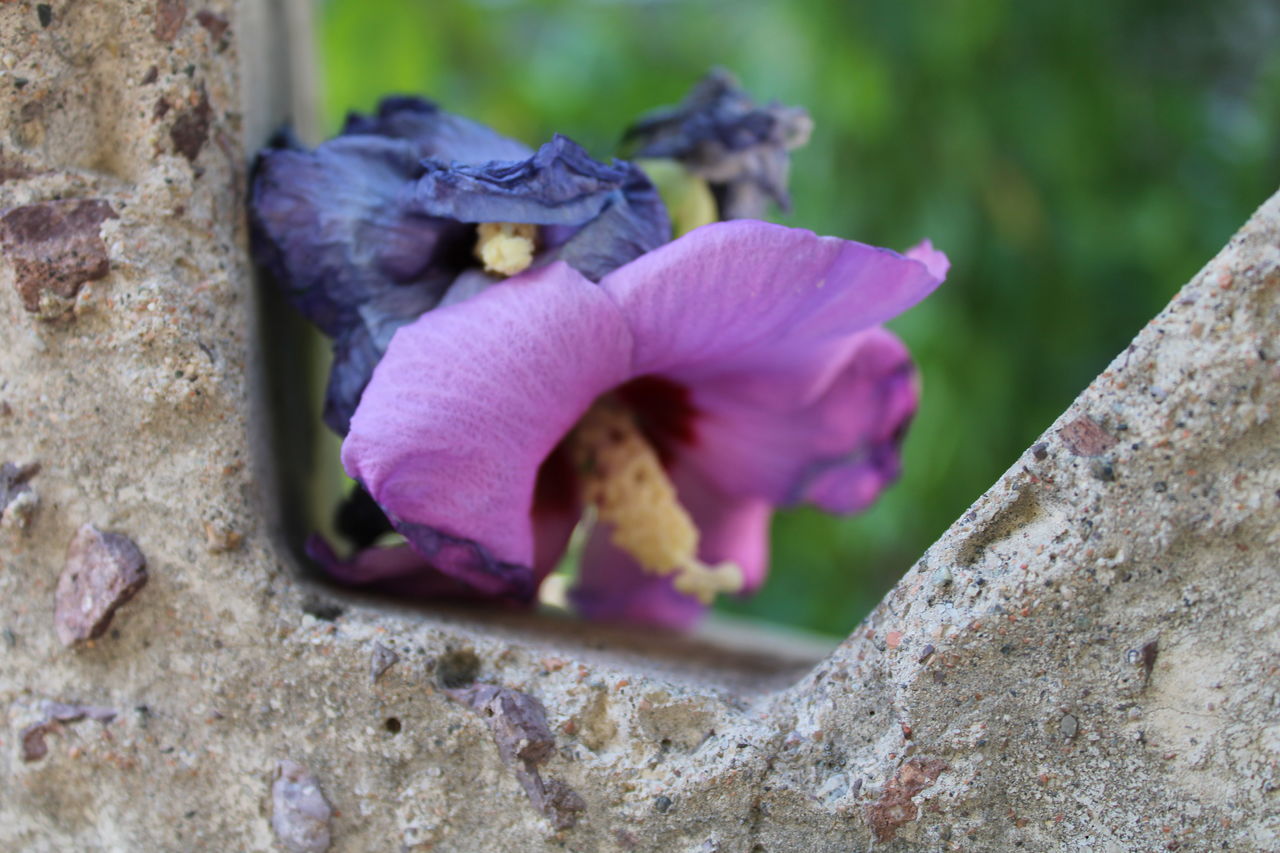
[271, 759, 332, 853]
[54, 524, 148, 647]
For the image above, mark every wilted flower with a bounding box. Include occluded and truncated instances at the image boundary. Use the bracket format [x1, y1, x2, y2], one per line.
[623, 68, 813, 220]
[339, 221, 947, 628]
[253, 82, 947, 630]
[250, 96, 668, 433]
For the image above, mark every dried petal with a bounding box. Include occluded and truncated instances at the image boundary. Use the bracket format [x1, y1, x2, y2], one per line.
[252, 101, 664, 434]
[624, 69, 812, 219]
[408, 134, 669, 281]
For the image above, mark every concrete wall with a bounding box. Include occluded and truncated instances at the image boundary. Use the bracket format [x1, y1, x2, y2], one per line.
[1, 2, 1277, 850]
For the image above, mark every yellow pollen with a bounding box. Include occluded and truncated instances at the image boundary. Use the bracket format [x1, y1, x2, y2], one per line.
[475, 222, 537, 276]
[572, 401, 743, 605]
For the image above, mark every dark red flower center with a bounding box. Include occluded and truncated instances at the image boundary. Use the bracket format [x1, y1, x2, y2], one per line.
[533, 375, 698, 517]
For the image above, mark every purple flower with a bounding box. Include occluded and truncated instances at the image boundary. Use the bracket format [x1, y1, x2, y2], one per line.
[250, 96, 668, 434]
[337, 220, 948, 628]
[623, 69, 813, 220]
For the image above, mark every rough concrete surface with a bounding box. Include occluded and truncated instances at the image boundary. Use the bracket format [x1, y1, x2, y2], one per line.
[1, 2, 1277, 851]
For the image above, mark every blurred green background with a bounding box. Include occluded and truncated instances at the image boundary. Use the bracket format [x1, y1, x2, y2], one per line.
[316, 0, 1280, 636]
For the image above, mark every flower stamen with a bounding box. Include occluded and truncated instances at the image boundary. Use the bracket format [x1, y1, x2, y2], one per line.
[572, 401, 742, 604]
[475, 222, 537, 277]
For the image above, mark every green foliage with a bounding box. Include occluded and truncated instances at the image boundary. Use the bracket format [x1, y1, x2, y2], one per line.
[319, 0, 1280, 636]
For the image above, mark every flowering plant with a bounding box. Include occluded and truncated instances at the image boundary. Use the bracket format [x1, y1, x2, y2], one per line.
[251, 73, 947, 628]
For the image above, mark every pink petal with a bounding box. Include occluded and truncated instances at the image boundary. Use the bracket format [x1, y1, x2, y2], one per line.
[683, 327, 920, 512]
[342, 262, 632, 597]
[600, 220, 944, 514]
[600, 220, 946, 384]
[568, 531, 704, 629]
[906, 238, 950, 281]
[569, 463, 772, 627]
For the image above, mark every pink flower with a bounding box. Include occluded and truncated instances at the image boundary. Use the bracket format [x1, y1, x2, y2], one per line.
[334, 220, 947, 628]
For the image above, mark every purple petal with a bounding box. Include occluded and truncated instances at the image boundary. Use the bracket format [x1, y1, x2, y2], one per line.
[342, 262, 632, 595]
[251, 136, 461, 336]
[341, 96, 533, 164]
[568, 532, 704, 629]
[322, 282, 445, 434]
[600, 220, 944, 515]
[310, 472, 578, 603]
[602, 220, 947, 382]
[307, 535, 525, 602]
[543, 165, 670, 282]
[408, 135, 670, 281]
[623, 69, 812, 219]
[411, 135, 636, 224]
[569, 463, 771, 627]
[683, 327, 920, 512]
[906, 238, 950, 281]
[251, 134, 467, 433]
[253, 96, 535, 321]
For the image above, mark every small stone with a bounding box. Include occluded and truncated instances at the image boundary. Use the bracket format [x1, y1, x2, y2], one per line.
[932, 566, 953, 587]
[1058, 416, 1118, 457]
[533, 776, 586, 830]
[170, 87, 212, 163]
[271, 760, 332, 853]
[0, 461, 39, 529]
[1140, 640, 1158, 672]
[20, 700, 116, 762]
[1090, 460, 1116, 482]
[20, 722, 50, 761]
[450, 683, 585, 827]
[1058, 714, 1079, 739]
[866, 758, 947, 842]
[1031, 442, 1048, 461]
[654, 794, 673, 813]
[0, 199, 117, 316]
[194, 10, 228, 42]
[369, 642, 400, 683]
[43, 700, 117, 724]
[202, 520, 242, 553]
[153, 0, 186, 42]
[452, 684, 555, 768]
[36, 4, 52, 27]
[54, 524, 148, 647]
[918, 644, 936, 663]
